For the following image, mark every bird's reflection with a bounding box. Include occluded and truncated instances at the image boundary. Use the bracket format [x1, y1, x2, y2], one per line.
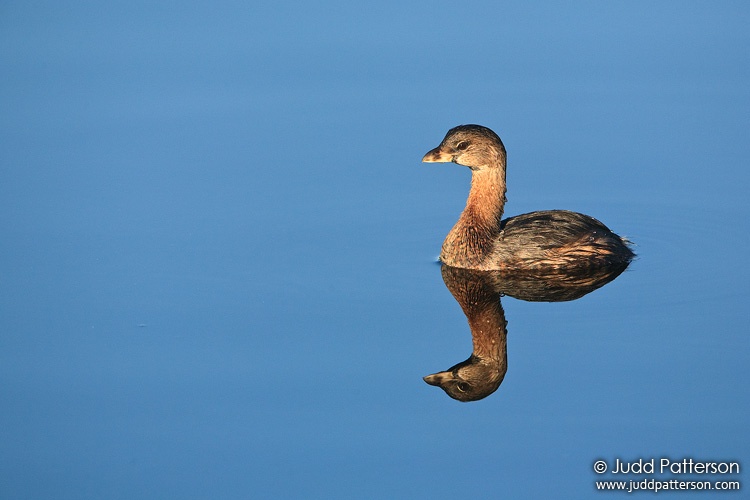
[424, 262, 630, 402]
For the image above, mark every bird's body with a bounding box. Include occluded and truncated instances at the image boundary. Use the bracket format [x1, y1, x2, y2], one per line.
[423, 125, 633, 271]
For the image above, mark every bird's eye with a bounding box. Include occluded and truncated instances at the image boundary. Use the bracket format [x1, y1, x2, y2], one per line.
[456, 382, 470, 393]
[455, 141, 469, 151]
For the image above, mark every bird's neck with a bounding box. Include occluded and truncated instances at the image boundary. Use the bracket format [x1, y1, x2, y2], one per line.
[465, 167, 507, 225]
[442, 167, 507, 268]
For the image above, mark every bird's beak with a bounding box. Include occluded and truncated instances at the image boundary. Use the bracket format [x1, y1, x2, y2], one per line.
[422, 146, 453, 163]
[423, 371, 452, 386]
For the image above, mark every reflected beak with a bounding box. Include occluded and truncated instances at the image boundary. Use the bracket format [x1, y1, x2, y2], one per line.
[422, 146, 453, 163]
[423, 371, 452, 386]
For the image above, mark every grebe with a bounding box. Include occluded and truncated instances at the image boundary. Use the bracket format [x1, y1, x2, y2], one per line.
[423, 125, 633, 271]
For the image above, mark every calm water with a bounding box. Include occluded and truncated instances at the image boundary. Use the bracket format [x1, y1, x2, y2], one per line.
[2, 2, 748, 498]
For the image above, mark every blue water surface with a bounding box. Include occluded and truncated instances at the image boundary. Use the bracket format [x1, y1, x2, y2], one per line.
[1, 1, 748, 498]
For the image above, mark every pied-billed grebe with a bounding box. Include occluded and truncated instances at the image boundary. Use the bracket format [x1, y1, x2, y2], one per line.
[423, 125, 634, 271]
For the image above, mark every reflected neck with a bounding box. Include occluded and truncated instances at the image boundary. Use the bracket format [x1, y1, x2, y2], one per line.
[466, 299, 508, 361]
